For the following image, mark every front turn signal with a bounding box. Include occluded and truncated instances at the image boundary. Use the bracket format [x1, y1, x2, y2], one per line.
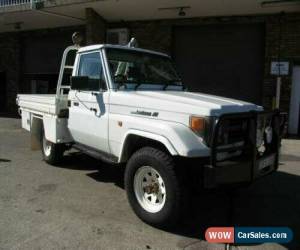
[190, 116, 206, 134]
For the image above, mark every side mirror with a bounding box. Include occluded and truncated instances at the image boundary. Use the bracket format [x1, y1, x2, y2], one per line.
[70, 76, 89, 90]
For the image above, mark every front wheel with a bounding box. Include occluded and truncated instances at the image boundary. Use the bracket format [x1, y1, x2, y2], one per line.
[41, 128, 64, 165]
[124, 147, 183, 227]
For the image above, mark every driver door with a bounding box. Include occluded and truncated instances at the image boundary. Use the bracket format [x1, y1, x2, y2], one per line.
[68, 51, 110, 153]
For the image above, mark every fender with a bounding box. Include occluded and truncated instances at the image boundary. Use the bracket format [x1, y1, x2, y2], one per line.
[119, 129, 178, 162]
[109, 112, 210, 161]
[43, 115, 73, 144]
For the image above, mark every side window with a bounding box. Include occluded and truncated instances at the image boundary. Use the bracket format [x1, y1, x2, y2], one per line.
[78, 52, 107, 91]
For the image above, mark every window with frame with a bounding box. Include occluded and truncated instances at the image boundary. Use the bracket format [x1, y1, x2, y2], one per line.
[78, 52, 107, 91]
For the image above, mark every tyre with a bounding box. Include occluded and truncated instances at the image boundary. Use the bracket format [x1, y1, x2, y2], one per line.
[124, 147, 183, 227]
[41, 128, 64, 165]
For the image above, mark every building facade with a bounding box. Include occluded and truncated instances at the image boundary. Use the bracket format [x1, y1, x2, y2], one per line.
[0, 0, 300, 134]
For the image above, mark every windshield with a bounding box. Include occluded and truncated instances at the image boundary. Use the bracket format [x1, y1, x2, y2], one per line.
[106, 48, 183, 90]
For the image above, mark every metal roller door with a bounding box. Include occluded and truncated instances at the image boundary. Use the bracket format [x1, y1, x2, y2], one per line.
[174, 24, 264, 104]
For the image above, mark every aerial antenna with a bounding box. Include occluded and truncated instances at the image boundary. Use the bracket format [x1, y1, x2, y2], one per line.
[128, 38, 138, 48]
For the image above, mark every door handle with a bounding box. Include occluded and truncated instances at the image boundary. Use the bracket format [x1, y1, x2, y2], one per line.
[90, 108, 97, 113]
[73, 102, 79, 106]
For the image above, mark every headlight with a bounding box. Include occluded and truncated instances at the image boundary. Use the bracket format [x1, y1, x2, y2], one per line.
[189, 116, 214, 145]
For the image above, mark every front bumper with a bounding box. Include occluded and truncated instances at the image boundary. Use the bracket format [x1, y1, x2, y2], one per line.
[203, 110, 282, 188]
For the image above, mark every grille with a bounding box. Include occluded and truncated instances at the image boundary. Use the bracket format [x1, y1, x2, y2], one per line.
[217, 118, 248, 146]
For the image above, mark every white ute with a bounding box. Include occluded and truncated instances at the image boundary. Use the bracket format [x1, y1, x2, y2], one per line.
[17, 39, 282, 227]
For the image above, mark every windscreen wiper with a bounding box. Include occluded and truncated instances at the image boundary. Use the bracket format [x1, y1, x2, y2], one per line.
[163, 79, 183, 90]
[116, 82, 128, 90]
[134, 82, 143, 90]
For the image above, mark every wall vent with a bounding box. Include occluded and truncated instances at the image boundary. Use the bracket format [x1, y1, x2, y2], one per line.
[107, 28, 129, 45]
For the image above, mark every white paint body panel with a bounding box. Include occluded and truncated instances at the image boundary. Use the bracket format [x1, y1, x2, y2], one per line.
[17, 94, 69, 115]
[18, 107, 72, 143]
[17, 94, 57, 114]
[108, 90, 261, 161]
[17, 45, 263, 162]
[68, 90, 110, 152]
[43, 116, 72, 143]
[17, 94, 72, 143]
[21, 110, 31, 131]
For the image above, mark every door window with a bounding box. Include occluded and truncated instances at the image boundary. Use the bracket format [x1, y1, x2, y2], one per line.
[78, 52, 106, 91]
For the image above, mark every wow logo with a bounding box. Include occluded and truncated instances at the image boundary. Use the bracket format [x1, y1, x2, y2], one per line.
[205, 227, 293, 244]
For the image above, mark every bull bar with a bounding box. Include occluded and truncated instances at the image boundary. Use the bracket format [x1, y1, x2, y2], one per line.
[204, 110, 283, 188]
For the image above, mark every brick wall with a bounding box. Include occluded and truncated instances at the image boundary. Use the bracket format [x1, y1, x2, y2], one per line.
[264, 13, 300, 111]
[109, 12, 300, 112]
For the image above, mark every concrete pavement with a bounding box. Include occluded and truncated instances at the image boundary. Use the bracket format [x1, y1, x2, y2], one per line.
[0, 117, 299, 250]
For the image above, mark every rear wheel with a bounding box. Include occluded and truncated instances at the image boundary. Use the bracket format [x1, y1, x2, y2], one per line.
[124, 147, 183, 227]
[41, 128, 64, 165]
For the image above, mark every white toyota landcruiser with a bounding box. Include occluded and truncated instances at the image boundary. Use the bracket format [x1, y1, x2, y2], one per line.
[17, 39, 282, 227]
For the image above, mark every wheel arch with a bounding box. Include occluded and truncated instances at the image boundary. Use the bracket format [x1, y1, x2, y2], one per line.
[119, 130, 178, 163]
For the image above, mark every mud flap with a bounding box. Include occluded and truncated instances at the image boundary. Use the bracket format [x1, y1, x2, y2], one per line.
[30, 117, 43, 150]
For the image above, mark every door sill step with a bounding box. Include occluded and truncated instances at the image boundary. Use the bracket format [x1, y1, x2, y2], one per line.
[73, 143, 119, 165]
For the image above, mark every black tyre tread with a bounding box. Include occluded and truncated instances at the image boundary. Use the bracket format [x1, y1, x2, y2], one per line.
[125, 146, 184, 227]
[41, 129, 64, 165]
[44, 143, 63, 165]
